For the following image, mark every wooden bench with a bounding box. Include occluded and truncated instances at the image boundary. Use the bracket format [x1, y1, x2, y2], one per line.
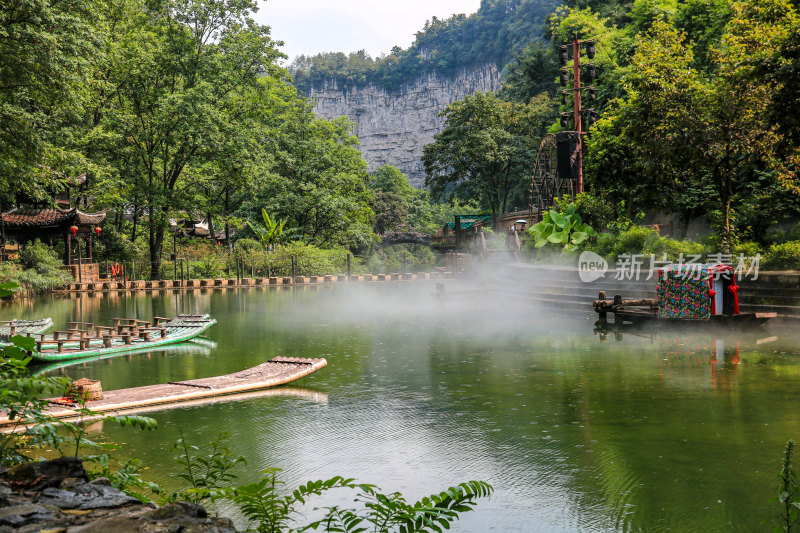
[68, 321, 95, 333]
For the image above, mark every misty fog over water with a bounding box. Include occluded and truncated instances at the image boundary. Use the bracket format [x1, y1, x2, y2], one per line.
[5, 278, 800, 532]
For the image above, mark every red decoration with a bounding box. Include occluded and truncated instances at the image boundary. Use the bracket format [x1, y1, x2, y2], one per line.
[94, 226, 101, 236]
[731, 343, 741, 365]
[708, 277, 717, 315]
[728, 279, 740, 314]
[69, 225, 78, 236]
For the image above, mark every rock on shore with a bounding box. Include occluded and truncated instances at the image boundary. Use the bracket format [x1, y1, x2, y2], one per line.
[0, 457, 235, 532]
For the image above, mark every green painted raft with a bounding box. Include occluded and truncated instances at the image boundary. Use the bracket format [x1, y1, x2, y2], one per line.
[28, 314, 216, 362]
[0, 318, 53, 342]
[31, 338, 218, 376]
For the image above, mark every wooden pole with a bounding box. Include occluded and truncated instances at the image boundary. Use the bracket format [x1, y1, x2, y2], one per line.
[347, 253, 352, 277]
[573, 34, 583, 194]
[598, 291, 607, 320]
[77, 239, 82, 283]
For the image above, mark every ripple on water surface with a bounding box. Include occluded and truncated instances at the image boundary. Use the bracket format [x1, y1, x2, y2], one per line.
[15, 285, 800, 532]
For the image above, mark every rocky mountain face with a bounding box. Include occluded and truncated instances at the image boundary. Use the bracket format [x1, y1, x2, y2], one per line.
[307, 64, 501, 187]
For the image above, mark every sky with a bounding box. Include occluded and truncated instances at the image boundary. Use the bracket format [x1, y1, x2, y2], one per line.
[255, 0, 483, 63]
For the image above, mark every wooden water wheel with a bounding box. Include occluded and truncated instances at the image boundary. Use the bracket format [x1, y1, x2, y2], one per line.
[528, 133, 576, 221]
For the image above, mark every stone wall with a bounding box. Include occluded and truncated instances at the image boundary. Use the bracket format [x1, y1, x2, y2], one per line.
[307, 64, 502, 187]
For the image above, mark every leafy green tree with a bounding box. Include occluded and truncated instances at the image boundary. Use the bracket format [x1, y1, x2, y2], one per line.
[500, 41, 559, 104]
[0, 0, 95, 204]
[423, 92, 554, 229]
[372, 191, 407, 234]
[584, 17, 776, 246]
[730, 0, 800, 206]
[93, 0, 286, 279]
[369, 165, 433, 234]
[584, 20, 709, 231]
[239, 103, 375, 251]
[673, 0, 732, 71]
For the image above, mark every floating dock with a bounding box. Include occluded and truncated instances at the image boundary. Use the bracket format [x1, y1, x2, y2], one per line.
[28, 314, 216, 362]
[0, 357, 327, 426]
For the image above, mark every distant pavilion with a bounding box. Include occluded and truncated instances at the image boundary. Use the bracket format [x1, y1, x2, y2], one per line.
[0, 175, 106, 281]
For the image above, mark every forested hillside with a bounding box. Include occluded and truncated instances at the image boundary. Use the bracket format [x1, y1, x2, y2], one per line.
[290, 0, 560, 93]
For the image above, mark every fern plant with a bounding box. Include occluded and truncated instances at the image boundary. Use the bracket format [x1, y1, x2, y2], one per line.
[312, 480, 493, 533]
[219, 469, 359, 532]
[219, 468, 493, 533]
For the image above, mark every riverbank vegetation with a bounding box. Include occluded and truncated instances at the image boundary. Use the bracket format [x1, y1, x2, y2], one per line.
[0, 242, 73, 294]
[526, 194, 800, 270]
[414, 0, 800, 265]
[0, 0, 477, 284]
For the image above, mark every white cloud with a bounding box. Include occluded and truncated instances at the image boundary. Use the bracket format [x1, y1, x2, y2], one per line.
[255, 0, 482, 62]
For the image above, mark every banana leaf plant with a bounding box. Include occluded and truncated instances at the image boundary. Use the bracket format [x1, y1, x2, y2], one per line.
[249, 209, 287, 249]
[529, 204, 596, 248]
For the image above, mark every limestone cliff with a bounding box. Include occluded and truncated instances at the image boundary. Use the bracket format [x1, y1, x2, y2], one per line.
[307, 64, 501, 187]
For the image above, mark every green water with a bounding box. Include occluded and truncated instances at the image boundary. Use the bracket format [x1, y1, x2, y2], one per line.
[4, 283, 800, 532]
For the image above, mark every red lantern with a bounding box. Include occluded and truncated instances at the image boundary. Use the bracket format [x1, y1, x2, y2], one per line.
[69, 225, 78, 236]
[94, 226, 101, 236]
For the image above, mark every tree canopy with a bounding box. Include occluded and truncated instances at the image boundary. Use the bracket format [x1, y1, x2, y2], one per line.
[423, 92, 556, 228]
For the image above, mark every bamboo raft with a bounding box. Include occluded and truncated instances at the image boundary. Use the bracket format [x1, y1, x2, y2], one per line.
[0, 357, 327, 425]
[27, 314, 216, 362]
[0, 318, 53, 341]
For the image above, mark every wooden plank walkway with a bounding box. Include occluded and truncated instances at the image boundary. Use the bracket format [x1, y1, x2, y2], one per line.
[0, 357, 327, 426]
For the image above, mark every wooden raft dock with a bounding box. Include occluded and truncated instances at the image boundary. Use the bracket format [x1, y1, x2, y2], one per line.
[0, 357, 326, 426]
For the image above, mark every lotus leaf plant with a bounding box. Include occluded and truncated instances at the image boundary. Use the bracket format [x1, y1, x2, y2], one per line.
[529, 204, 597, 248]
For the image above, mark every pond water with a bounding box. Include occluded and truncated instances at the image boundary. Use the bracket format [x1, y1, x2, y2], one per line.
[4, 281, 800, 532]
